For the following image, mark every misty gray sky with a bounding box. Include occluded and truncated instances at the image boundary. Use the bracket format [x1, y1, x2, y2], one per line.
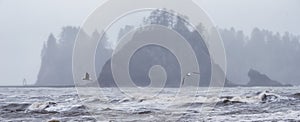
[0, 0, 299, 85]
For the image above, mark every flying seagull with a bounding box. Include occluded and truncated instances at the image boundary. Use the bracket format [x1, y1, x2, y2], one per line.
[82, 72, 92, 81]
[182, 72, 200, 85]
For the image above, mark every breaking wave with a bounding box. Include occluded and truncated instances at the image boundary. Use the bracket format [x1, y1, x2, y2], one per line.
[1, 87, 300, 121]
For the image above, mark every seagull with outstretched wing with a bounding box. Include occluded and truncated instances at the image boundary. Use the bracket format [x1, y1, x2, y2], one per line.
[82, 72, 92, 81]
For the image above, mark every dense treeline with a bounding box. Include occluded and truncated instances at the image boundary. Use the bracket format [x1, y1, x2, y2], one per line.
[35, 10, 300, 86]
[221, 27, 300, 85]
[36, 27, 78, 86]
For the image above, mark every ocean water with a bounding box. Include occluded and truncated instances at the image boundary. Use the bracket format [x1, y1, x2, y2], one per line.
[0, 87, 300, 122]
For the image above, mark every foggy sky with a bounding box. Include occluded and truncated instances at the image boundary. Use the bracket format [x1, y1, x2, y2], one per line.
[0, 0, 299, 85]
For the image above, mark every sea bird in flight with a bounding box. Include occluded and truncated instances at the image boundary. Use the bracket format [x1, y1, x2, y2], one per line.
[82, 72, 92, 81]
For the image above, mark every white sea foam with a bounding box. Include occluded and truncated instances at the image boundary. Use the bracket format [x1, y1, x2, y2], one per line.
[0, 87, 300, 121]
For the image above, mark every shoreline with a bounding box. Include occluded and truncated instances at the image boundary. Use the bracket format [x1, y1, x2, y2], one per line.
[0, 85, 296, 88]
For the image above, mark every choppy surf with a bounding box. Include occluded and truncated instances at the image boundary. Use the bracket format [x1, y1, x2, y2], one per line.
[0, 87, 300, 122]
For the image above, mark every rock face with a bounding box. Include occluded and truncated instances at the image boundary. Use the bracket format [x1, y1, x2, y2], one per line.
[35, 10, 230, 87]
[35, 9, 298, 87]
[247, 69, 289, 87]
[97, 10, 216, 87]
[221, 28, 300, 86]
[35, 27, 79, 86]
